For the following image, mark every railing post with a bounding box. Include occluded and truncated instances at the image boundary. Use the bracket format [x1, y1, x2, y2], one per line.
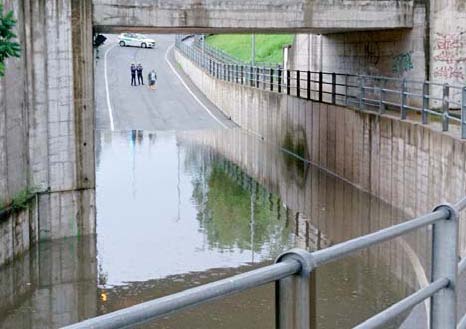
[401, 79, 407, 120]
[297, 71, 300, 98]
[318, 72, 323, 102]
[270, 68, 274, 91]
[422, 81, 429, 124]
[442, 83, 450, 132]
[331, 72, 336, 104]
[359, 77, 365, 111]
[462, 87, 466, 139]
[278, 68, 282, 93]
[241, 65, 244, 85]
[262, 67, 266, 89]
[430, 203, 458, 329]
[307, 71, 311, 100]
[250, 66, 254, 87]
[287, 70, 291, 95]
[344, 74, 348, 105]
[275, 249, 316, 329]
[379, 78, 386, 114]
[256, 67, 260, 88]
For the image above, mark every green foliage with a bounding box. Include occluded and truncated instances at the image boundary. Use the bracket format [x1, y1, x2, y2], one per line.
[0, 3, 21, 77]
[206, 34, 294, 64]
[1, 187, 36, 213]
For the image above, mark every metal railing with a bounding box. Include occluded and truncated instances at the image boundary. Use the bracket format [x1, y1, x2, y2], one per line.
[63, 197, 466, 329]
[174, 35, 466, 139]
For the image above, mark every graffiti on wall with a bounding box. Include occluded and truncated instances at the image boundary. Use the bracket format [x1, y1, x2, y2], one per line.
[432, 32, 465, 81]
[392, 52, 414, 74]
[364, 42, 380, 65]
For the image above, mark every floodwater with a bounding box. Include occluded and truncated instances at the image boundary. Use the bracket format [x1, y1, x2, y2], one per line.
[0, 128, 431, 329]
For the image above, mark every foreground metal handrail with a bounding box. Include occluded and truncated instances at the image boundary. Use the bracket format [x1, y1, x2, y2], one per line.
[63, 197, 466, 329]
[175, 35, 466, 139]
[355, 278, 449, 329]
[63, 261, 301, 329]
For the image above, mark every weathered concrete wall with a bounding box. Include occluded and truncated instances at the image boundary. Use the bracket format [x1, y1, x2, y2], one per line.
[288, 3, 427, 80]
[92, 0, 415, 33]
[0, 204, 38, 266]
[0, 0, 95, 263]
[430, 0, 466, 84]
[176, 49, 466, 256]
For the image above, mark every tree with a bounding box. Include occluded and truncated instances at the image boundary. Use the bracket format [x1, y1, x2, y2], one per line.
[0, 3, 20, 77]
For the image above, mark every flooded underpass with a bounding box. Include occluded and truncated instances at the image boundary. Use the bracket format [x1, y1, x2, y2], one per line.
[0, 128, 432, 329]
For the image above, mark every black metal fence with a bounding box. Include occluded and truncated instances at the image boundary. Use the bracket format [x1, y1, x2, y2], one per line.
[175, 35, 466, 139]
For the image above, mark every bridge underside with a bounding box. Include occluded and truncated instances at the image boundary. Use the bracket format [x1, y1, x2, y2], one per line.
[93, 0, 415, 34]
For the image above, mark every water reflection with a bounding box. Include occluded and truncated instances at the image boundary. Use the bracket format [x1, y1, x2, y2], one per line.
[0, 128, 431, 328]
[0, 237, 97, 329]
[96, 130, 293, 286]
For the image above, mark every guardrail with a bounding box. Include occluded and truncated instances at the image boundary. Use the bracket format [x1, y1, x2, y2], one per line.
[175, 35, 466, 139]
[63, 196, 466, 329]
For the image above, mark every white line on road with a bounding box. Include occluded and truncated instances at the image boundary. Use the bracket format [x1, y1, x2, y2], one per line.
[104, 44, 117, 131]
[164, 45, 228, 129]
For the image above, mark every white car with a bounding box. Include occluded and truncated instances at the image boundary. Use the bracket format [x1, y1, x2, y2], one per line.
[118, 33, 156, 48]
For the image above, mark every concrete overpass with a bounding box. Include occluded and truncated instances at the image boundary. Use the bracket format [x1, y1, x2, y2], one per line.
[92, 0, 416, 33]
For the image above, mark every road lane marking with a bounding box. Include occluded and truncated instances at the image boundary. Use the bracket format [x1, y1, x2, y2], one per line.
[164, 45, 228, 129]
[104, 44, 117, 131]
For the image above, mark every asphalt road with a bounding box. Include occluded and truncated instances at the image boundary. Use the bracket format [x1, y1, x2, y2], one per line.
[95, 34, 234, 131]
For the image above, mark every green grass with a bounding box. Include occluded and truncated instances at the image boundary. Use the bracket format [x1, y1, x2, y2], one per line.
[205, 34, 294, 65]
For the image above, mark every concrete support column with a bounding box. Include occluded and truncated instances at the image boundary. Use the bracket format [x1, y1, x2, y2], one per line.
[71, 0, 95, 236]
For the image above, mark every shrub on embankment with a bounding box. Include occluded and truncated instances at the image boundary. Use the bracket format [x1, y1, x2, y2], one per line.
[205, 34, 294, 65]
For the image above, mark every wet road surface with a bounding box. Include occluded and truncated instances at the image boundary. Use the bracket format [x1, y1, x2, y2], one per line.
[94, 34, 234, 131]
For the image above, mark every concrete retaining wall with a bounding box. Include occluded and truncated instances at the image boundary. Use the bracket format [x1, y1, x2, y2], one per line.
[0, 0, 95, 266]
[0, 203, 38, 266]
[176, 49, 466, 256]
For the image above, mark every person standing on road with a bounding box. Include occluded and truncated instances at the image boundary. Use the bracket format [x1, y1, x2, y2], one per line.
[148, 69, 157, 89]
[131, 64, 137, 86]
[137, 64, 144, 85]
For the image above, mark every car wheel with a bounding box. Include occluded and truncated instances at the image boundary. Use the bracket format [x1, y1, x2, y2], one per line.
[119, 41, 125, 47]
[141, 43, 146, 48]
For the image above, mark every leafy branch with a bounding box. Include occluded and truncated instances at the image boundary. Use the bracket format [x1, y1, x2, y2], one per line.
[0, 3, 20, 77]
